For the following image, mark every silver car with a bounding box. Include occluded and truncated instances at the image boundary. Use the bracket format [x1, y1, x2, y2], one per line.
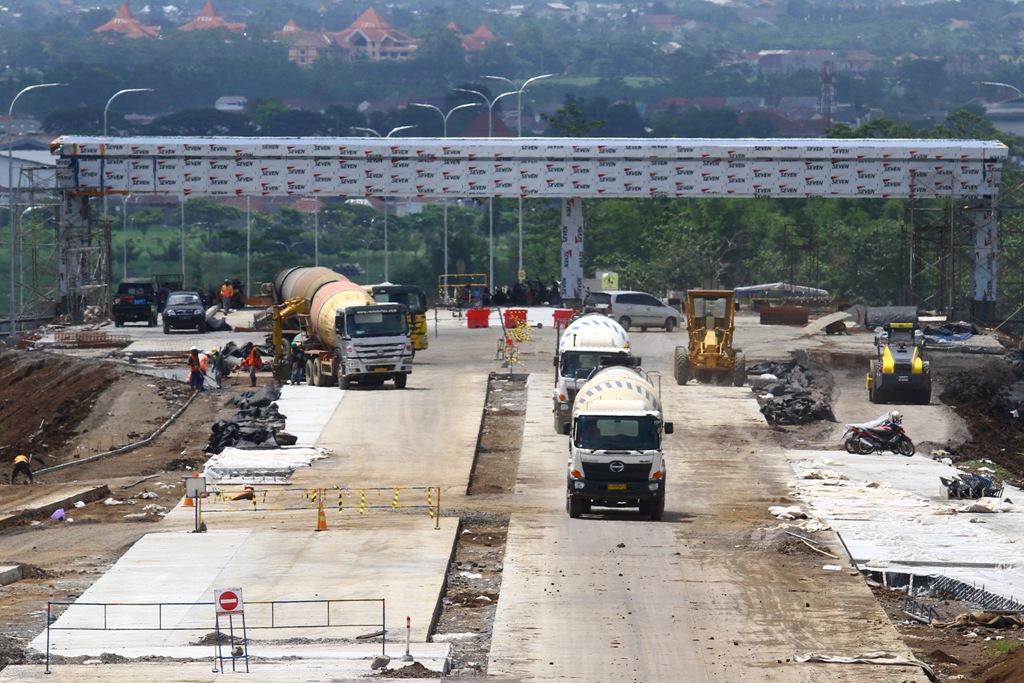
[584, 290, 680, 332]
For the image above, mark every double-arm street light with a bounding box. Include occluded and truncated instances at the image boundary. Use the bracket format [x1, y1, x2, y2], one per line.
[482, 74, 553, 278]
[454, 88, 516, 291]
[7, 82, 65, 333]
[410, 101, 480, 290]
[102, 88, 153, 221]
[350, 125, 417, 282]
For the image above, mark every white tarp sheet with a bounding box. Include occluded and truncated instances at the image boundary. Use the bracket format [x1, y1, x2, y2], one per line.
[203, 447, 330, 484]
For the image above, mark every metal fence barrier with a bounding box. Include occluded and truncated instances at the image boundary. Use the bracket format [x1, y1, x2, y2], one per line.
[44, 597, 385, 674]
[198, 485, 442, 530]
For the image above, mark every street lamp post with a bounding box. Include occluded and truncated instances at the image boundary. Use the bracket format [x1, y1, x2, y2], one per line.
[7, 82, 64, 333]
[410, 102, 480, 296]
[350, 125, 417, 282]
[122, 194, 131, 279]
[102, 88, 153, 221]
[18, 205, 50, 314]
[454, 88, 516, 292]
[482, 74, 553, 277]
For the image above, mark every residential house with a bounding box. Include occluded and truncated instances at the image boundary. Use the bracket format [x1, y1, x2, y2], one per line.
[179, 0, 246, 33]
[94, 2, 160, 38]
[448, 22, 497, 52]
[331, 7, 421, 61]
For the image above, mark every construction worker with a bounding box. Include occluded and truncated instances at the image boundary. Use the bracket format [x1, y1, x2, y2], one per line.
[10, 453, 33, 485]
[210, 347, 225, 387]
[239, 342, 263, 388]
[219, 279, 235, 314]
[187, 346, 204, 391]
[290, 339, 305, 385]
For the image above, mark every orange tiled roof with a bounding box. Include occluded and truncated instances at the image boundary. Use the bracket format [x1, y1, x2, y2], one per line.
[180, 0, 245, 32]
[332, 7, 419, 50]
[94, 2, 160, 38]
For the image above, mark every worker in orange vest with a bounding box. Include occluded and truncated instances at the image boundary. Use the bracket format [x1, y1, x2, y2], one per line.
[187, 346, 205, 391]
[10, 453, 33, 484]
[239, 342, 263, 388]
[219, 280, 235, 314]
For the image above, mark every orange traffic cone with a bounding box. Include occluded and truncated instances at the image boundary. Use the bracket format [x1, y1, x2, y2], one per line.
[315, 497, 327, 531]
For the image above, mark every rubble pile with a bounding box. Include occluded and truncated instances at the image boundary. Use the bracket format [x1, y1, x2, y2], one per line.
[204, 385, 296, 454]
[749, 360, 834, 426]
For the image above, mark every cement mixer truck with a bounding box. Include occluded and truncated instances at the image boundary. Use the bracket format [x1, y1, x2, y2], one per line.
[272, 267, 413, 389]
[566, 366, 672, 520]
[552, 314, 632, 434]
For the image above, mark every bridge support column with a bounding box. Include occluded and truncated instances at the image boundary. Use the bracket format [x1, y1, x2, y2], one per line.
[57, 193, 93, 320]
[560, 198, 584, 303]
[970, 198, 997, 323]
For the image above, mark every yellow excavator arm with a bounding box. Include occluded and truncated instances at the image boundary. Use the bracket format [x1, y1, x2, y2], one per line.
[272, 297, 309, 373]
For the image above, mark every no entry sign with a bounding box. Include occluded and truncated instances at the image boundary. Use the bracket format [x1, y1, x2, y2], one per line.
[214, 587, 244, 615]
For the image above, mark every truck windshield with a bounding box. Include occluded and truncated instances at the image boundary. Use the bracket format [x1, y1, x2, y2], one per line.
[374, 289, 427, 315]
[574, 416, 659, 451]
[346, 309, 408, 338]
[561, 351, 629, 379]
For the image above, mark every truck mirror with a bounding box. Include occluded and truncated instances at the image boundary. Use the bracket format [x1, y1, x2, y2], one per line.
[561, 423, 571, 436]
[664, 422, 674, 434]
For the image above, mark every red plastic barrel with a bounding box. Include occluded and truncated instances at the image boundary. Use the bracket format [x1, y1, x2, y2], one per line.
[503, 308, 527, 329]
[552, 309, 575, 328]
[467, 308, 490, 329]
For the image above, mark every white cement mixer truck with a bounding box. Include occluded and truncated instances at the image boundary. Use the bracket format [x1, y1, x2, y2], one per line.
[272, 267, 413, 389]
[552, 314, 632, 434]
[566, 366, 672, 520]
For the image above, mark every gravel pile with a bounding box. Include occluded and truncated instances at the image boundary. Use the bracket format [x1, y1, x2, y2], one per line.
[204, 385, 296, 453]
[749, 360, 835, 426]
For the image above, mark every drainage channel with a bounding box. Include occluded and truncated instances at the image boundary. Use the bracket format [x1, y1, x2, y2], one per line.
[431, 372, 528, 676]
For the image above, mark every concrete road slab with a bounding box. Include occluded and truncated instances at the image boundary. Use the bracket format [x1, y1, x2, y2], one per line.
[2, 646, 449, 682]
[275, 384, 345, 447]
[31, 523, 456, 656]
[122, 332, 266, 355]
[0, 564, 22, 585]
[292, 362, 487, 492]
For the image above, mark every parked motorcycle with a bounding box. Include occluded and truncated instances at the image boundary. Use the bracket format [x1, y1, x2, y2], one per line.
[842, 416, 915, 456]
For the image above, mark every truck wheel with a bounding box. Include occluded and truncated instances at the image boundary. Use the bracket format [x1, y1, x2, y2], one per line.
[617, 316, 631, 332]
[305, 359, 315, 385]
[641, 496, 665, 521]
[673, 346, 689, 385]
[567, 495, 588, 519]
[339, 370, 351, 390]
[314, 364, 331, 387]
[733, 352, 746, 387]
[868, 361, 882, 403]
[394, 374, 408, 389]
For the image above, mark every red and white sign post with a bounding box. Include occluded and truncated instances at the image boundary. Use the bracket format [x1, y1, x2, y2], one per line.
[215, 588, 244, 615]
[213, 587, 248, 673]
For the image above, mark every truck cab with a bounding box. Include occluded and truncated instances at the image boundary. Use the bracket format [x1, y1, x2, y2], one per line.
[335, 303, 413, 389]
[566, 366, 672, 520]
[369, 284, 429, 352]
[553, 314, 631, 434]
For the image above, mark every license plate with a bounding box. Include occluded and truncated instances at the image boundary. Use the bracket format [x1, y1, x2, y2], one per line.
[607, 483, 627, 491]
[898, 376, 909, 382]
[373, 367, 389, 373]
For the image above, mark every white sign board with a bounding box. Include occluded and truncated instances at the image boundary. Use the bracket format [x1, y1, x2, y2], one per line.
[560, 199, 584, 300]
[185, 476, 208, 499]
[214, 587, 244, 615]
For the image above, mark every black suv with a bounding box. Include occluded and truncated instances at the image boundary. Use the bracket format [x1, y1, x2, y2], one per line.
[113, 279, 158, 327]
[162, 291, 207, 334]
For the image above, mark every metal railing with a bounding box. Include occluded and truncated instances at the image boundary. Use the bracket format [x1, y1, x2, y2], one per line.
[45, 597, 385, 673]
